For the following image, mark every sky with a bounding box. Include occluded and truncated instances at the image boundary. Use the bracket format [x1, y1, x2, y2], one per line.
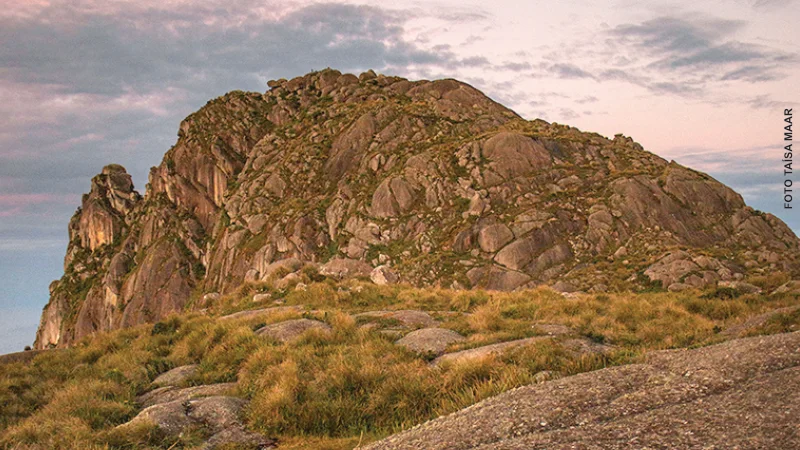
[0, 0, 797, 354]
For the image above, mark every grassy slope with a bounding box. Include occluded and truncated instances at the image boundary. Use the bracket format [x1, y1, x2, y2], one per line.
[2, 274, 799, 450]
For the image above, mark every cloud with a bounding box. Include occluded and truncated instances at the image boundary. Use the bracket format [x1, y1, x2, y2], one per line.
[547, 63, 595, 79]
[610, 16, 792, 84]
[0, 1, 488, 259]
[746, 95, 786, 109]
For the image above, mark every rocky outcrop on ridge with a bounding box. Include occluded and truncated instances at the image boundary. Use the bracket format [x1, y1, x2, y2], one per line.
[34, 69, 800, 348]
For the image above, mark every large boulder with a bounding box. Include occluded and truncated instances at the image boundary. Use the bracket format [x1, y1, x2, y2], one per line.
[466, 265, 530, 291]
[477, 223, 514, 253]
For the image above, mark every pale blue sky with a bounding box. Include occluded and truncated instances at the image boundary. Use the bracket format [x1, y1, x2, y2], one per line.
[0, 0, 797, 354]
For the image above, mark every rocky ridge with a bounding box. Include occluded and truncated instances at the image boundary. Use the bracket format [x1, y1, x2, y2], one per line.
[35, 69, 800, 349]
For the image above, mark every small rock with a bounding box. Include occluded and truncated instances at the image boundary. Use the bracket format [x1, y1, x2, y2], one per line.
[152, 365, 198, 387]
[371, 265, 400, 285]
[203, 293, 221, 303]
[533, 324, 572, 336]
[719, 281, 762, 294]
[551, 281, 576, 293]
[275, 273, 300, 289]
[319, 258, 373, 279]
[395, 328, 465, 356]
[668, 283, 693, 292]
[252, 293, 272, 302]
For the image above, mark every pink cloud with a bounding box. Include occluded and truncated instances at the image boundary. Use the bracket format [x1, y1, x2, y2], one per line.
[0, 193, 78, 207]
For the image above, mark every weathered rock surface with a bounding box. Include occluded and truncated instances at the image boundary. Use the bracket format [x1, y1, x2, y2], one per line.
[152, 364, 198, 387]
[137, 383, 238, 408]
[366, 331, 800, 450]
[720, 305, 800, 338]
[119, 396, 275, 449]
[773, 280, 800, 295]
[371, 265, 400, 285]
[395, 328, 466, 356]
[35, 69, 800, 348]
[255, 318, 331, 342]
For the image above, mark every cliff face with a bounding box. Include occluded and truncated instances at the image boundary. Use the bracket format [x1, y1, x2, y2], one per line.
[34, 69, 800, 348]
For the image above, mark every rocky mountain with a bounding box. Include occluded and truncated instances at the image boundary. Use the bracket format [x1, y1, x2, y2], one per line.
[34, 69, 800, 349]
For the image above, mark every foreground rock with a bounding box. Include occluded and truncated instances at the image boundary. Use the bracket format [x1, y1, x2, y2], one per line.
[119, 396, 274, 449]
[137, 383, 238, 408]
[395, 328, 466, 356]
[365, 331, 800, 450]
[255, 318, 331, 342]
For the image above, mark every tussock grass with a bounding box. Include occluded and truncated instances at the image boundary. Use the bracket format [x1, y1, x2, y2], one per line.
[1, 283, 797, 449]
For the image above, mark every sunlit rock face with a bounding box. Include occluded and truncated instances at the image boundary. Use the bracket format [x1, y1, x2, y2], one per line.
[34, 69, 800, 349]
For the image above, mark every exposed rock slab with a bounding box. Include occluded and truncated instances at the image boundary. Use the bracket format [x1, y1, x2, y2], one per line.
[365, 331, 800, 450]
[720, 305, 800, 338]
[256, 318, 331, 342]
[119, 396, 275, 449]
[395, 328, 466, 356]
[137, 383, 238, 408]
